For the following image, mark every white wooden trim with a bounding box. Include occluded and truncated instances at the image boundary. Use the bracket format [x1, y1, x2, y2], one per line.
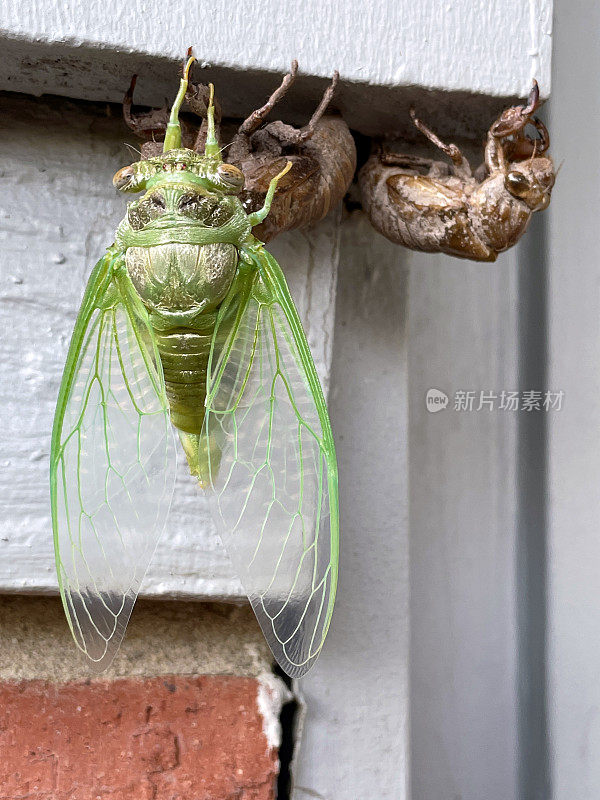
[0, 0, 552, 137]
[0, 0, 552, 97]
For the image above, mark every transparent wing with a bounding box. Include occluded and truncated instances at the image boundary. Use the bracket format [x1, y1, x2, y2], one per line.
[50, 252, 176, 671]
[202, 249, 339, 677]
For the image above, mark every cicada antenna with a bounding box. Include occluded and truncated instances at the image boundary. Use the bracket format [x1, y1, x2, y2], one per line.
[204, 83, 221, 159]
[163, 52, 196, 152]
[123, 142, 143, 158]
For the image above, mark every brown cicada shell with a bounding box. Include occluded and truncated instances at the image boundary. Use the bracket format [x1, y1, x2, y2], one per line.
[226, 61, 356, 242]
[359, 81, 555, 261]
[123, 59, 356, 242]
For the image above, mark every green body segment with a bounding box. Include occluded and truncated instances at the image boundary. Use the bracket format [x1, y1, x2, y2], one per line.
[153, 322, 214, 435]
[118, 173, 247, 476]
[124, 241, 237, 436]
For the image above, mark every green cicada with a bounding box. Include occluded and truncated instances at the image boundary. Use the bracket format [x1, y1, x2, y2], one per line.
[50, 56, 339, 678]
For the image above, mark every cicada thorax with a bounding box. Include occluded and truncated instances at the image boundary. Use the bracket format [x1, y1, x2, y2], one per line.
[123, 182, 240, 326]
[468, 172, 535, 255]
[118, 177, 243, 454]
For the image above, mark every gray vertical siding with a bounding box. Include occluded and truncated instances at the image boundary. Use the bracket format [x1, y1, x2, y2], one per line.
[546, 2, 600, 797]
[409, 249, 521, 800]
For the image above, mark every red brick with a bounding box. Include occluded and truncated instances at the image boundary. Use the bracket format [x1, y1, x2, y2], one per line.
[0, 676, 278, 799]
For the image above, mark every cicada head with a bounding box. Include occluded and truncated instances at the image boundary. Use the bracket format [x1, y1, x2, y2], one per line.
[112, 151, 245, 196]
[488, 82, 555, 212]
[114, 56, 245, 199]
[504, 156, 555, 211]
[114, 51, 294, 246]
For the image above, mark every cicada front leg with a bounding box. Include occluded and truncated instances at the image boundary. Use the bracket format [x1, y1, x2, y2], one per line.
[232, 59, 299, 143]
[485, 80, 549, 171]
[184, 70, 223, 153]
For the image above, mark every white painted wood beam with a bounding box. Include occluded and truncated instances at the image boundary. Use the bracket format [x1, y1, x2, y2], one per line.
[0, 0, 553, 136]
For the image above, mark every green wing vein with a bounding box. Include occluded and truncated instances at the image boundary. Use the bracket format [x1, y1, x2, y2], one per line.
[202, 249, 339, 678]
[50, 252, 176, 670]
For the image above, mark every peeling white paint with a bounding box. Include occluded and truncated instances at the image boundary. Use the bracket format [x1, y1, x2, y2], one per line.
[256, 672, 293, 751]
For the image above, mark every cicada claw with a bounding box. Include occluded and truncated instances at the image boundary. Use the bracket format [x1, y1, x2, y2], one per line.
[490, 79, 542, 139]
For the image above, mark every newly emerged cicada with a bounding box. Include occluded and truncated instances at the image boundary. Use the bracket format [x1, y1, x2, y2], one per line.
[359, 81, 555, 261]
[50, 55, 339, 678]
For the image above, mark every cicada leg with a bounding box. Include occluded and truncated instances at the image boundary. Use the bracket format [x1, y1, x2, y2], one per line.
[122, 75, 171, 158]
[257, 71, 340, 147]
[122, 71, 197, 157]
[378, 149, 451, 178]
[409, 109, 473, 180]
[236, 60, 299, 138]
[185, 73, 223, 153]
[490, 80, 541, 139]
[299, 71, 339, 141]
[486, 80, 548, 169]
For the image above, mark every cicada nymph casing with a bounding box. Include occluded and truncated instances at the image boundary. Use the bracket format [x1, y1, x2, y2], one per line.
[359, 81, 555, 261]
[225, 61, 357, 242]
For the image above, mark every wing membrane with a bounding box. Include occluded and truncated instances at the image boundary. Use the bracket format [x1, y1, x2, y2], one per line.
[50, 252, 176, 670]
[202, 250, 339, 677]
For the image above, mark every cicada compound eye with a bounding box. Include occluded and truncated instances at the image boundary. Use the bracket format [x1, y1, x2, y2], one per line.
[216, 163, 245, 192]
[113, 165, 136, 191]
[505, 170, 531, 198]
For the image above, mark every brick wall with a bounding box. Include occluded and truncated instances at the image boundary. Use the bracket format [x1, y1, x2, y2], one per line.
[0, 597, 289, 799]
